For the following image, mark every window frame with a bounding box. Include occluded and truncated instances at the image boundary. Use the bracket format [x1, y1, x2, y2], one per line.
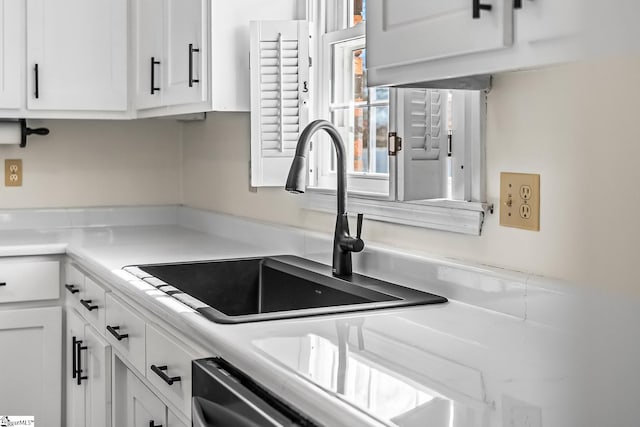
[302, 0, 491, 235]
[311, 22, 392, 197]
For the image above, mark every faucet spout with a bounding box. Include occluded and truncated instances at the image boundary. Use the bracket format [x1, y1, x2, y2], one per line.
[285, 120, 364, 277]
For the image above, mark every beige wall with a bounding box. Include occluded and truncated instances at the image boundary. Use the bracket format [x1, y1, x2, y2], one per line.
[182, 56, 640, 294]
[0, 119, 182, 208]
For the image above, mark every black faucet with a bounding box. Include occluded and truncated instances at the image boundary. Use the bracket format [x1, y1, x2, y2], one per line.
[285, 119, 365, 277]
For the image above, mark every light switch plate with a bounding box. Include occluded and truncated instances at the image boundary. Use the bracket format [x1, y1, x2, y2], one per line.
[500, 172, 540, 231]
[5, 159, 22, 187]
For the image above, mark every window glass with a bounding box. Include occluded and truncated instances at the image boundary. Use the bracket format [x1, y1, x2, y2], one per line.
[330, 41, 389, 179]
[350, 0, 366, 27]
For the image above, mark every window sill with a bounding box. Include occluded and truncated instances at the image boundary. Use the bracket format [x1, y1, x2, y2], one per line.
[302, 190, 492, 236]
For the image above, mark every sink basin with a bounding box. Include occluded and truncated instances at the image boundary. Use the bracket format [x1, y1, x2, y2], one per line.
[126, 255, 447, 323]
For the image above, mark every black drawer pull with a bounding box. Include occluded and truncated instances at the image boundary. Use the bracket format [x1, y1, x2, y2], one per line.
[65, 284, 79, 294]
[76, 339, 88, 385]
[188, 43, 200, 87]
[0, 282, 6, 287]
[150, 364, 181, 385]
[149, 422, 162, 427]
[472, 0, 492, 18]
[34, 63, 40, 99]
[107, 325, 129, 341]
[80, 299, 98, 311]
[72, 336, 79, 379]
[514, 0, 522, 8]
[151, 57, 161, 95]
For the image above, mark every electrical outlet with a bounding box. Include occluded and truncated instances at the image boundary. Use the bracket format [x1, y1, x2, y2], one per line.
[5, 159, 23, 187]
[500, 172, 540, 231]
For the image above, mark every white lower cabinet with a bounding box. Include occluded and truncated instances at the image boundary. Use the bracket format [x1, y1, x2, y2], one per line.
[66, 263, 198, 427]
[117, 358, 189, 427]
[0, 306, 62, 427]
[84, 324, 112, 427]
[65, 308, 112, 427]
[66, 309, 87, 427]
[127, 370, 166, 427]
[146, 323, 198, 417]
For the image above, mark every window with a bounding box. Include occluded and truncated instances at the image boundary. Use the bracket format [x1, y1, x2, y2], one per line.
[249, 1, 490, 235]
[308, 0, 487, 213]
[315, 28, 391, 195]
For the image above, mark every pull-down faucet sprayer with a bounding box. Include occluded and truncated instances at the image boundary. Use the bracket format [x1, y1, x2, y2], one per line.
[285, 120, 364, 277]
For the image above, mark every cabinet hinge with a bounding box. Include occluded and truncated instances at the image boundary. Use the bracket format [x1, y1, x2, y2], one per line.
[309, 56, 312, 67]
[388, 132, 402, 156]
[447, 129, 453, 157]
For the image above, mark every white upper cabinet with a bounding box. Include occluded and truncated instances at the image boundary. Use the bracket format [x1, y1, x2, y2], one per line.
[0, 0, 24, 110]
[26, 0, 127, 111]
[135, 0, 209, 114]
[1, 0, 301, 118]
[367, 0, 513, 77]
[366, 0, 589, 87]
[164, 0, 208, 106]
[135, 0, 165, 110]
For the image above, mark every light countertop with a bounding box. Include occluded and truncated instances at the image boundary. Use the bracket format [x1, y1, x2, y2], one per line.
[0, 221, 637, 427]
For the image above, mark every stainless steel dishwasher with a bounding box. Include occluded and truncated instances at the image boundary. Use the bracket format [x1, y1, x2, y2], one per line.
[192, 358, 319, 427]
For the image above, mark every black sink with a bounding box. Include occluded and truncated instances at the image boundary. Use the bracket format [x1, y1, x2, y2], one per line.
[126, 255, 447, 323]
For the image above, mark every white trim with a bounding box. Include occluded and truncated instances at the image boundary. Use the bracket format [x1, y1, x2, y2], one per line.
[302, 192, 489, 236]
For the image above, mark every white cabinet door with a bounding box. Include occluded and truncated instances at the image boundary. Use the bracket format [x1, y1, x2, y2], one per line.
[0, 0, 24, 109]
[84, 325, 112, 427]
[163, 0, 208, 106]
[135, 0, 165, 110]
[126, 369, 167, 427]
[0, 307, 62, 427]
[66, 309, 88, 427]
[516, 0, 580, 43]
[367, 0, 513, 86]
[26, 0, 127, 111]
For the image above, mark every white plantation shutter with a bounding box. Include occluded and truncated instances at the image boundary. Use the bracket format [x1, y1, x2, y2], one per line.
[397, 89, 449, 201]
[250, 20, 310, 187]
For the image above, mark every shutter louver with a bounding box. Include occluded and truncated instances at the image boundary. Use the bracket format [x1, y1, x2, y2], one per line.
[398, 89, 449, 201]
[250, 20, 310, 187]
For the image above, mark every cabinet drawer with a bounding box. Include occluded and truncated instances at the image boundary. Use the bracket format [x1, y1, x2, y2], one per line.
[146, 324, 198, 418]
[105, 293, 146, 374]
[0, 258, 60, 303]
[64, 264, 85, 301]
[78, 276, 107, 331]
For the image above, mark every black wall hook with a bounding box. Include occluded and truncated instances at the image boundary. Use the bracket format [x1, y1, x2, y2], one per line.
[19, 118, 49, 148]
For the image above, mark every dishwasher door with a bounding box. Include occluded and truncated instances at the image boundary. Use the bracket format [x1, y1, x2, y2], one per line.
[192, 358, 317, 427]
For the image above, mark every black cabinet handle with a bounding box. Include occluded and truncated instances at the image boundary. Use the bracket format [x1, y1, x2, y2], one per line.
[150, 364, 181, 385]
[149, 422, 162, 427]
[34, 64, 39, 99]
[106, 325, 129, 341]
[76, 339, 88, 385]
[0, 282, 6, 287]
[151, 57, 161, 95]
[72, 336, 79, 379]
[65, 284, 79, 294]
[80, 299, 98, 311]
[472, 0, 492, 18]
[188, 43, 200, 87]
[514, 0, 522, 8]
